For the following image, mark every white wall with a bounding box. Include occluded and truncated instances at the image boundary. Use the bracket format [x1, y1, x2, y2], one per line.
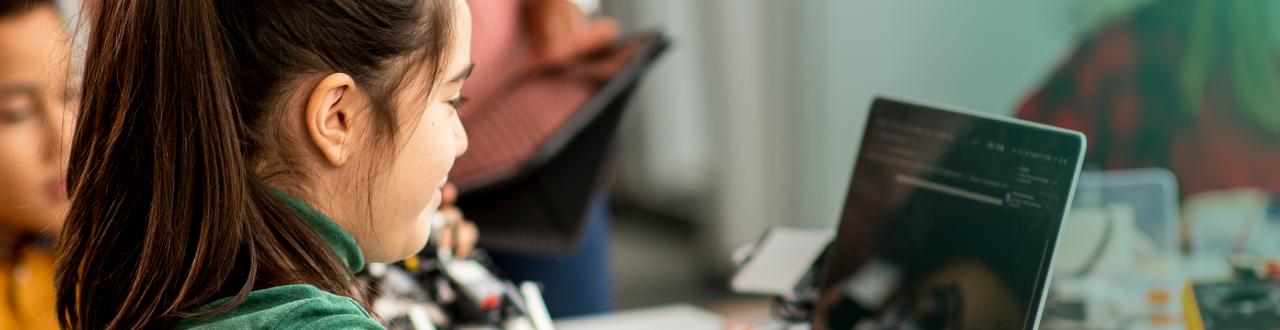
[606, 0, 800, 271]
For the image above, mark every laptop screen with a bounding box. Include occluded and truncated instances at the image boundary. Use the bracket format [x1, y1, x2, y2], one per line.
[815, 97, 1085, 330]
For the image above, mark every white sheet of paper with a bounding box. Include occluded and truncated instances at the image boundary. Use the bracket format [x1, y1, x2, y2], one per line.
[554, 304, 723, 330]
[730, 227, 835, 297]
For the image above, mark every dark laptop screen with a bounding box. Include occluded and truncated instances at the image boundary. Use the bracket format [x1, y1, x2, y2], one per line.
[815, 97, 1084, 330]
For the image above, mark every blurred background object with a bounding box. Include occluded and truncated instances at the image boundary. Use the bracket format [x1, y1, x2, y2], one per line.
[599, 0, 1280, 323]
[1045, 169, 1182, 329]
[600, 0, 1156, 307]
[452, 0, 654, 319]
[604, 0, 1162, 277]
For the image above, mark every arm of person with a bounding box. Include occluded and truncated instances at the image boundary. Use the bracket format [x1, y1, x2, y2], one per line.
[527, 0, 618, 65]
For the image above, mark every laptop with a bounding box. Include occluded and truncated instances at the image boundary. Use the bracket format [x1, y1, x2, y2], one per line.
[814, 96, 1087, 330]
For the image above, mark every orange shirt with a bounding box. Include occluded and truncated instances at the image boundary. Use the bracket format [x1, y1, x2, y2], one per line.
[0, 245, 58, 329]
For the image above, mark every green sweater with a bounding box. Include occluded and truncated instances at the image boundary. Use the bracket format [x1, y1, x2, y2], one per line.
[175, 192, 383, 329]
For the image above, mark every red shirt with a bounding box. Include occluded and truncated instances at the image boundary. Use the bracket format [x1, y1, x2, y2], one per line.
[1017, 4, 1280, 197]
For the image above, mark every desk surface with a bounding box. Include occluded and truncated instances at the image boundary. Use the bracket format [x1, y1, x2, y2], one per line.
[555, 301, 809, 330]
[555, 304, 724, 330]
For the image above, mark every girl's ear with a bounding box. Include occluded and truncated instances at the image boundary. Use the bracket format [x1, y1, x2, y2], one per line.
[304, 73, 363, 166]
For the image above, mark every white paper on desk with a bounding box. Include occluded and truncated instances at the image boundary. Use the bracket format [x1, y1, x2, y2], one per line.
[731, 227, 835, 297]
[555, 304, 723, 330]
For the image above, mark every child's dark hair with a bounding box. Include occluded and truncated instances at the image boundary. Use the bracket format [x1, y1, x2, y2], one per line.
[57, 0, 456, 328]
[0, 0, 54, 18]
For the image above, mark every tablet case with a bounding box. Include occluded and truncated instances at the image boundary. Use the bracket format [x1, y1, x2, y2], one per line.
[453, 33, 669, 254]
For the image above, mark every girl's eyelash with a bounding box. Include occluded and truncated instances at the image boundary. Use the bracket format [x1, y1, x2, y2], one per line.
[0, 108, 34, 124]
[448, 95, 470, 109]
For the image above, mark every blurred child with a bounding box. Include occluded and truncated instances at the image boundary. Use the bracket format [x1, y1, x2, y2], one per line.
[0, 0, 74, 328]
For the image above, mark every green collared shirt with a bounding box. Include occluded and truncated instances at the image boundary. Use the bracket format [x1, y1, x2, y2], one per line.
[175, 192, 382, 329]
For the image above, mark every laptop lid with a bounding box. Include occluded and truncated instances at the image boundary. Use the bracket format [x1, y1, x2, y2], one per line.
[814, 96, 1086, 330]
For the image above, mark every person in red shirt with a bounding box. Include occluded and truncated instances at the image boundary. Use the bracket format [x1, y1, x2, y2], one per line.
[1018, 0, 1280, 198]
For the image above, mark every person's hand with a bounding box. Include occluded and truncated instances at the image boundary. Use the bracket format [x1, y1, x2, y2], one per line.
[527, 0, 619, 65]
[436, 183, 479, 258]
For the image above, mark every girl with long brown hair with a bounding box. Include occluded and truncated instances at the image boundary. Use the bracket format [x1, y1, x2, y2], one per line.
[57, 0, 473, 328]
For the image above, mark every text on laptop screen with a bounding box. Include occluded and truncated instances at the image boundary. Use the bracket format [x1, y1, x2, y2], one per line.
[815, 98, 1084, 330]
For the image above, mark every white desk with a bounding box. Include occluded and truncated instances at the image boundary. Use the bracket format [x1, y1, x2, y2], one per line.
[554, 304, 724, 330]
